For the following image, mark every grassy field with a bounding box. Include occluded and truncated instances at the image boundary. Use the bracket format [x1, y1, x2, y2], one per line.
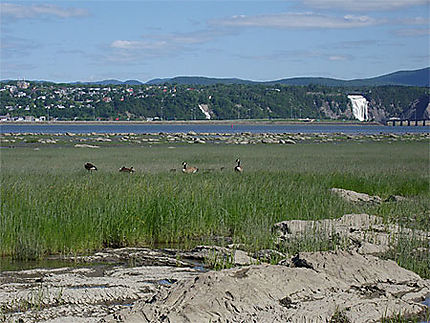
[1, 140, 429, 276]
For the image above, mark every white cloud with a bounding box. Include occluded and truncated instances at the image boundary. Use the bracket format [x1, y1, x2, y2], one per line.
[328, 55, 348, 61]
[1, 3, 88, 20]
[110, 29, 229, 52]
[108, 38, 179, 63]
[301, 0, 429, 11]
[136, 29, 236, 47]
[110, 40, 168, 51]
[107, 29, 235, 63]
[210, 12, 381, 29]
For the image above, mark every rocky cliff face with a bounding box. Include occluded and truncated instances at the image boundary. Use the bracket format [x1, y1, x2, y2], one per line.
[319, 93, 429, 122]
[401, 95, 430, 120]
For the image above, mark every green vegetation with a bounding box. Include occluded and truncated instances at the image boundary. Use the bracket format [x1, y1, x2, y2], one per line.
[330, 307, 351, 323]
[1, 140, 429, 277]
[1, 81, 428, 121]
[381, 310, 430, 323]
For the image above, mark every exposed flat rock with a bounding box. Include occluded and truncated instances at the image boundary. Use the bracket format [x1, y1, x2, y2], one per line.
[74, 144, 100, 148]
[2, 247, 429, 322]
[331, 187, 382, 204]
[105, 251, 430, 323]
[64, 247, 192, 267]
[0, 264, 201, 323]
[274, 213, 430, 255]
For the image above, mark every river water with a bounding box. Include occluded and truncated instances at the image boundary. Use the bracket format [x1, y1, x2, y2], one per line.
[1, 123, 429, 134]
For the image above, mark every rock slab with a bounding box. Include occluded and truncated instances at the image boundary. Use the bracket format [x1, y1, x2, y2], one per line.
[104, 251, 430, 323]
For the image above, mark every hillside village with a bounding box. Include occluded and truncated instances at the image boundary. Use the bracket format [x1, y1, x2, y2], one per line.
[1, 81, 185, 122]
[1, 80, 428, 122]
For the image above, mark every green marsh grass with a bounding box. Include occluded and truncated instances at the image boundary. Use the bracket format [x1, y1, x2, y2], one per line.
[1, 141, 429, 276]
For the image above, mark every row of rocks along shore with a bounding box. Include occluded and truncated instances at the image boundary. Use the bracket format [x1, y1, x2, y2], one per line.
[1, 131, 429, 147]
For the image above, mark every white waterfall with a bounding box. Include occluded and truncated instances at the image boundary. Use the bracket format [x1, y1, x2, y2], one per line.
[347, 95, 369, 121]
[198, 104, 211, 120]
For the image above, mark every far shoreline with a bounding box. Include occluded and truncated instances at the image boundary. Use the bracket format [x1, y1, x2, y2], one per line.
[1, 119, 383, 126]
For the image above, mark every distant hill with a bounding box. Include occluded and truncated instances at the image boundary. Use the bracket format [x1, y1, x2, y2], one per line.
[146, 76, 255, 86]
[147, 67, 429, 87]
[352, 68, 430, 87]
[72, 79, 143, 86]
[2, 67, 428, 87]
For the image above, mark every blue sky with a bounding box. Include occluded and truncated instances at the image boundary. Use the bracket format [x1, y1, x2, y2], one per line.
[1, 0, 429, 82]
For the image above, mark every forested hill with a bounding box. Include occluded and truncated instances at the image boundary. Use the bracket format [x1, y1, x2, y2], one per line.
[8, 67, 426, 87]
[1, 81, 429, 122]
[146, 67, 430, 87]
[146, 77, 255, 86]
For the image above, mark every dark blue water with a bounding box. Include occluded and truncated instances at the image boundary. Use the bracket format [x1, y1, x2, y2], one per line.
[0, 123, 429, 134]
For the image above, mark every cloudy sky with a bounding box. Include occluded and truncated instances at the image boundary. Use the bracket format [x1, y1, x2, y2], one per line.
[1, 0, 429, 82]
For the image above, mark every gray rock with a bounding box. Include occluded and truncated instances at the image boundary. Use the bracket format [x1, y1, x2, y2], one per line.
[3, 245, 429, 323]
[0, 247, 205, 323]
[284, 139, 296, 144]
[95, 137, 112, 142]
[0, 264, 201, 323]
[273, 213, 429, 255]
[74, 144, 100, 149]
[331, 187, 382, 204]
[108, 251, 430, 323]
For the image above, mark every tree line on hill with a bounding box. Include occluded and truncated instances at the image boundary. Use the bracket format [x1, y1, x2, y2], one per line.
[1, 81, 428, 121]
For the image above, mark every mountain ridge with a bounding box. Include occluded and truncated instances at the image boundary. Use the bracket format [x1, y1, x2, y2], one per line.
[2, 67, 429, 87]
[148, 67, 429, 87]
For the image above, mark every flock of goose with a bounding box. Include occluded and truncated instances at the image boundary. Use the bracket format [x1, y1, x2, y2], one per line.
[84, 159, 243, 174]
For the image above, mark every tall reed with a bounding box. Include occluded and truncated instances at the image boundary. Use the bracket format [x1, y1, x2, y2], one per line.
[1, 141, 428, 276]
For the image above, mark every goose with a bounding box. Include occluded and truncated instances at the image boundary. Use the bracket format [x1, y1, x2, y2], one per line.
[84, 162, 97, 172]
[119, 166, 135, 173]
[234, 158, 243, 173]
[182, 161, 198, 174]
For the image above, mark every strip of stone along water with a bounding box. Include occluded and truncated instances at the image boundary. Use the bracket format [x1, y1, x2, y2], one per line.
[1, 131, 429, 148]
[1, 123, 429, 134]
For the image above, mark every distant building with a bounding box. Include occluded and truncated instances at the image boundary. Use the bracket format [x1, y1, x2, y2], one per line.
[17, 80, 30, 89]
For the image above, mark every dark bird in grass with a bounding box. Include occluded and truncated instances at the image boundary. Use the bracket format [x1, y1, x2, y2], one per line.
[182, 161, 198, 174]
[119, 166, 135, 173]
[234, 158, 243, 173]
[84, 162, 97, 172]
